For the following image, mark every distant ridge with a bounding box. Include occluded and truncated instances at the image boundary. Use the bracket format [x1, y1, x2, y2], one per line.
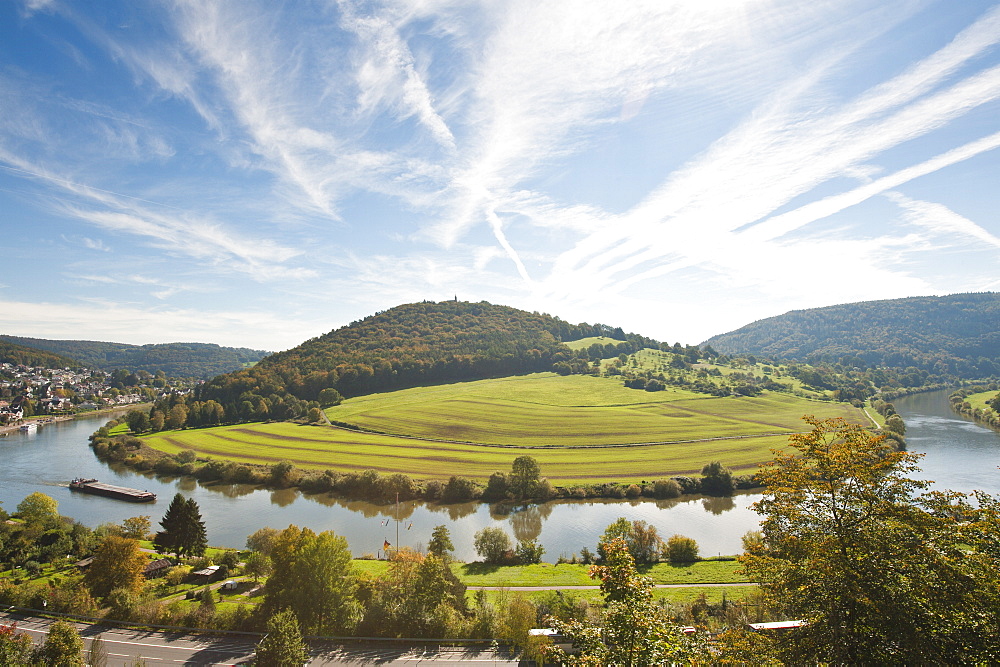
[703, 292, 1000, 377]
[0, 336, 270, 378]
[0, 339, 79, 368]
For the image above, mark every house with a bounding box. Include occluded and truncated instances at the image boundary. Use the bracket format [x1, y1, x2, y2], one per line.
[143, 558, 173, 578]
[192, 565, 221, 580]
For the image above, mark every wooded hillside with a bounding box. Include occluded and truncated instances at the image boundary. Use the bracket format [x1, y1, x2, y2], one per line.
[703, 293, 1000, 377]
[0, 340, 79, 369]
[0, 336, 268, 378]
[198, 300, 655, 406]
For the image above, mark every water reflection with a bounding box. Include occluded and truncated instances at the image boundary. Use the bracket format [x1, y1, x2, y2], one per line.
[269, 488, 300, 507]
[702, 496, 735, 515]
[509, 504, 553, 542]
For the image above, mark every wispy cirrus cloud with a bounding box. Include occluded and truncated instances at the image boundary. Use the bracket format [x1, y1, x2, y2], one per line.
[538, 3, 1000, 305]
[0, 148, 308, 280]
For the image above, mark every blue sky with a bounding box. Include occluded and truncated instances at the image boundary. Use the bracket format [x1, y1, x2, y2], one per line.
[2, 0, 999, 352]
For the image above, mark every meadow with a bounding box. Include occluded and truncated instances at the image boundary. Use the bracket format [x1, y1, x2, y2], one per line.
[141, 372, 870, 483]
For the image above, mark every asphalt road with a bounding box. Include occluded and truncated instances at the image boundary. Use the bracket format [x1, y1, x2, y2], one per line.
[0, 611, 521, 666]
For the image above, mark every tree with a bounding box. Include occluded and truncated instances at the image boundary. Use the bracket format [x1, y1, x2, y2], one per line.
[85, 535, 148, 599]
[165, 404, 188, 430]
[255, 609, 309, 667]
[509, 455, 540, 499]
[598, 518, 661, 565]
[125, 409, 150, 434]
[739, 417, 1000, 664]
[121, 515, 151, 540]
[427, 525, 454, 560]
[87, 633, 108, 667]
[263, 526, 359, 635]
[154, 494, 207, 558]
[700, 461, 734, 496]
[245, 551, 273, 583]
[246, 526, 280, 556]
[474, 526, 512, 564]
[39, 620, 84, 666]
[543, 538, 697, 665]
[0, 624, 33, 665]
[16, 492, 59, 525]
[317, 387, 343, 407]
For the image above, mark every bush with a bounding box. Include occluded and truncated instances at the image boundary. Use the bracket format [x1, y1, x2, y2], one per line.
[515, 539, 545, 565]
[664, 534, 700, 563]
[672, 476, 701, 494]
[653, 479, 682, 498]
[442, 476, 482, 503]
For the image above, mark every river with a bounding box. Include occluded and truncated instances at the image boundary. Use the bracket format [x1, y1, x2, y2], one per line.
[1, 389, 996, 561]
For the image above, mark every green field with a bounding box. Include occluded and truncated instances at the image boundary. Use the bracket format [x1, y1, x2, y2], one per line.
[141, 373, 870, 483]
[964, 390, 998, 411]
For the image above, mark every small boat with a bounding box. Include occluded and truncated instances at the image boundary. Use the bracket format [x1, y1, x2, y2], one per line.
[19, 423, 38, 432]
[69, 478, 156, 503]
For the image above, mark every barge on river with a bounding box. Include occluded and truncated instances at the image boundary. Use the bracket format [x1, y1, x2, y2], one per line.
[69, 478, 156, 503]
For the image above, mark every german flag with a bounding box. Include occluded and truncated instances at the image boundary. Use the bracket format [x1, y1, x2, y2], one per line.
[383, 539, 391, 550]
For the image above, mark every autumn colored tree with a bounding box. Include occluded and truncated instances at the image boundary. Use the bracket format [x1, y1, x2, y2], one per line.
[85, 535, 148, 599]
[0, 624, 33, 665]
[739, 417, 1000, 664]
[120, 515, 151, 540]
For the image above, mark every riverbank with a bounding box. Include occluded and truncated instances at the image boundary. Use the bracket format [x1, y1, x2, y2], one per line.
[949, 386, 1000, 432]
[0, 414, 73, 435]
[0, 405, 150, 436]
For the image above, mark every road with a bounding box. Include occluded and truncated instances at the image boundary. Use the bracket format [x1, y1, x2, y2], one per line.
[0, 611, 520, 666]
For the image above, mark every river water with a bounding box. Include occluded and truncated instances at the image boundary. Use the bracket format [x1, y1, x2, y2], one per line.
[1, 390, 996, 561]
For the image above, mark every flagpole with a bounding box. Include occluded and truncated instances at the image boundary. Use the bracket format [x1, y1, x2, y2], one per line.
[395, 491, 400, 553]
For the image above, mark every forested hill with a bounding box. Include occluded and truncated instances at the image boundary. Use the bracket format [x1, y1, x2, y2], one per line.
[199, 300, 656, 406]
[703, 293, 1000, 377]
[0, 340, 79, 369]
[0, 336, 269, 378]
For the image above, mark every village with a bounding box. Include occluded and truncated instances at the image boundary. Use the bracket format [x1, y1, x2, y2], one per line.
[0, 362, 168, 431]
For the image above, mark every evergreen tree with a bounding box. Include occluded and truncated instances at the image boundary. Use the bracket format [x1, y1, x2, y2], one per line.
[179, 498, 207, 557]
[153, 493, 186, 555]
[153, 494, 207, 557]
[427, 525, 454, 560]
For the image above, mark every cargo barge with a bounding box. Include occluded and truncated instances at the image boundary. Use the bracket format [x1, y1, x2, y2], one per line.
[69, 478, 156, 503]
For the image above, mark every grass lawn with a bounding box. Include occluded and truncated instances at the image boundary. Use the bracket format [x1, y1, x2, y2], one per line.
[964, 390, 998, 412]
[142, 372, 868, 483]
[453, 560, 746, 586]
[471, 585, 758, 605]
[350, 559, 747, 587]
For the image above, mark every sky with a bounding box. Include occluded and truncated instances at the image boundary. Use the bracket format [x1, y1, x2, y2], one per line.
[2, 0, 1000, 352]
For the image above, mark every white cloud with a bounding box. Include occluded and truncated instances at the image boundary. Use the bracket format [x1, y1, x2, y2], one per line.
[0, 298, 331, 351]
[539, 3, 1000, 302]
[888, 192, 1000, 249]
